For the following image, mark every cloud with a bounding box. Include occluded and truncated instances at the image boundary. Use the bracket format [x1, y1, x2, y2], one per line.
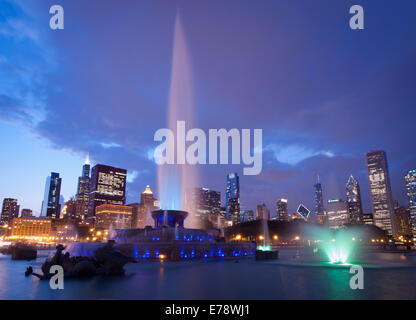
[0, 94, 31, 123]
[0, 18, 39, 42]
[126, 170, 139, 183]
[1, 0, 415, 212]
[100, 142, 122, 149]
[264, 144, 335, 166]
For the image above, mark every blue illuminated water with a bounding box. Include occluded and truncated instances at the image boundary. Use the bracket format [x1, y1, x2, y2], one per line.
[1, 249, 416, 299]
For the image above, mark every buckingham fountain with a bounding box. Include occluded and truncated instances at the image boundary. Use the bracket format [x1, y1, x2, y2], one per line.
[69, 210, 255, 261]
[69, 13, 256, 261]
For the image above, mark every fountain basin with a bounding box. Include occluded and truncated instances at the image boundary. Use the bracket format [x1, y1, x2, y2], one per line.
[69, 215, 256, 261]
[152, 210, 188, 228]
[68, 240, 256, 261]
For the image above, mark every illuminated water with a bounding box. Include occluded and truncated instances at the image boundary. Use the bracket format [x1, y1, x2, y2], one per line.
[1, 249, 416, 299]
[157, 13, 199, 228]
[307, 226, 362, 264]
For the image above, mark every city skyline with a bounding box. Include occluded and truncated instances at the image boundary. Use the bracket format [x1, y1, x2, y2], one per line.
[1, 147, 414, 228]
[1, 0, 416, 217]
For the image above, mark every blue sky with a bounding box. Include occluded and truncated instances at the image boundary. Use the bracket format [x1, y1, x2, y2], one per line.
[1, 0, 416, 217]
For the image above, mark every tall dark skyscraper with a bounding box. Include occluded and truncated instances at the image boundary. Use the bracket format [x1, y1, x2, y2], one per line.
[41, 172, 62, 219]
[313, 177, 325, 224]
[0, 198, 20, 225]
[76, 155, 90, 220]
[226, 173, 240, 223]
[405, 169, 416, 237]
[88, 164, 127, 220]
[276, 198, 289, 221]
[366, 150, 397, 237]
[346, 175, 363, 224]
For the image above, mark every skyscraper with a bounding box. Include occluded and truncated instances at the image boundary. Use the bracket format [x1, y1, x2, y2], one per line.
[87, 164, 127, 220]
[276, 198, 289, 221]
[140, 185, 158, 227]
[327, 199, 349, 228]
[76, 154, 90, 220]
[0, 198, 20, 225]
[226, 173, 240, 223]
[61, 199, 86, 220]
[313, 178, 325, 224]
[140, 185, 157, 208]
[191, 187, 221, 215]
[41, 172, 62, 219]
[257, 204, 270, 220]
[394, 203, 412, 238]
[241, 210, 255, 222]
[366, 150, 397, 237]
[21, 209, 33, 217]
[346, 175, 363, 224]
[405, 169, 416, 236]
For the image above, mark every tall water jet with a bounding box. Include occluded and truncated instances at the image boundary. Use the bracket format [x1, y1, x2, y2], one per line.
[108, 224, 116, 240]
[157, 12, 199, 228]
[258, 218, 271, 251]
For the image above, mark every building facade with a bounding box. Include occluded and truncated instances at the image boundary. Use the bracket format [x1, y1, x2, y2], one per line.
[366, 150, 397, 236]
[276, 198, 289, 221]
[129, 186, 159, 229]
[362, 213, 374, 226]
[191, 187, 221, 215]
[76, 155, 90, 220]
[20, 209, 33, 217]
[405, 169, 416, 237]
[394, 205, 412, 238]
[10, 217, 51, 239]
[346, 175, 363, 224]
[88, 164, 127, 220]
[241, 210, 255, 222]
[257, 204, 270, 220]
[95, 204, 132, 232]
[327, 199, 349, 228]
[314, 180, 326, 224]
[41, 172, 62, 219]
[61, 199, 86, 220]
[226, 173, 240, 223]
[140, 185, 158, 226]
[0, 198, 20, 225]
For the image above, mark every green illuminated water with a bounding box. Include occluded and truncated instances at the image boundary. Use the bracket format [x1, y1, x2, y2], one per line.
[315, 229, 361, 264]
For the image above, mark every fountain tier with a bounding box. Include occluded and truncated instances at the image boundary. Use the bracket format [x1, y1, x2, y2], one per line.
[69, 210, 256, 261]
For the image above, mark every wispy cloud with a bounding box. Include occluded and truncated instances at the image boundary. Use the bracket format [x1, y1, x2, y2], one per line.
[100, 141, 122, 149]
[264, 144, 335, 166]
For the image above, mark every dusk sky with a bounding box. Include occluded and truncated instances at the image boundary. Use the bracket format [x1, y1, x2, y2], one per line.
[1, 0, 416, 217]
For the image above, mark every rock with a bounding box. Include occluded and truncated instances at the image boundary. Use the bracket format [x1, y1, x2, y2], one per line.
[25, 241, 135, 280]
[73, 260, 96, 277]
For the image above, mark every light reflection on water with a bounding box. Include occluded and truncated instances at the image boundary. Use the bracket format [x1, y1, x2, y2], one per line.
[0, 248, 415, 299]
